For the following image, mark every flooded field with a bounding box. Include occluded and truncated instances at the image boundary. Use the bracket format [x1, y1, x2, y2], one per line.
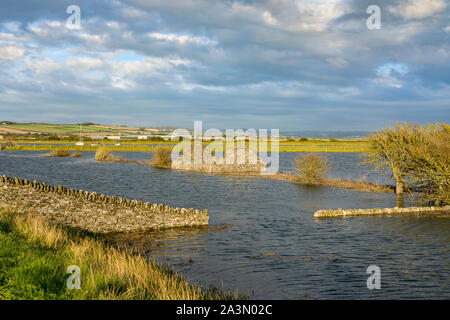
[0, 151, 448, 299]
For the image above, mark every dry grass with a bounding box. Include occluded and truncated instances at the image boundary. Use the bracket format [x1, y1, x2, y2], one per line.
[95, 147, 118, 162]
[95, 147, 153, 166]
[219, 171, 393, 193]
[322, 178, 393, 193]
[13, 212, 66, 249]
[0, 209, 238, 300]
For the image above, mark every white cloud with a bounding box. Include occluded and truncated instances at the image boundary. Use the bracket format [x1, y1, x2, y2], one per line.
[389, 0, 447, 19]
[0, 45, 24, 60]
[148, 32, 216, 46]
[374, 63, 409, 88]
[262, 11, 278, 26]
[0, 0, 448, 128]
[445, 23, 450, 33]
[65, 56, 104, 70]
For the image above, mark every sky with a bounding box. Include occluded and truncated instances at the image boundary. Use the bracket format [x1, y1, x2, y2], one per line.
[0, 0, 449, 130]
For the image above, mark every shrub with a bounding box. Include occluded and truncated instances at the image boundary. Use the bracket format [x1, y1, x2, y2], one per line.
[405, 123, 450, 204]
[95, 147, 117, 162]
[0, 142, 16, 150]
[295, 153, 329, 184]
[149, 136, 165, 141]
[70, 152, 83, 158]
[47, 148, 69, 157]
[152, 146, 172, 168]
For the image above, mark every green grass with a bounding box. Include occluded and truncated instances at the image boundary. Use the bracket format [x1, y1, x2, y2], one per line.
[0, 211, 74, 299]
[2, 141, 370, 153]
[0, 208, 240, 300]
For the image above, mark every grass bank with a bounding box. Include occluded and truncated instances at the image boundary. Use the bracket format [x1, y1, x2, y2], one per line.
[0, 208, 237, 300]
[1, 140, 370, 153]
[219, 172, 393, 193]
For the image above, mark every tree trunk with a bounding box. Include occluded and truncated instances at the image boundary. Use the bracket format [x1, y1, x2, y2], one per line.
[395, 178, 404, 194]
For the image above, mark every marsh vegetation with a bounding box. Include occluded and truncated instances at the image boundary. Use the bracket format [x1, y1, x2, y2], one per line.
[0, 208, 237, 300]
[295, 153, 329, 184]
[95, 147, 119, 162]
[45, 148, 70, 158]
[151, 146, 173, 168]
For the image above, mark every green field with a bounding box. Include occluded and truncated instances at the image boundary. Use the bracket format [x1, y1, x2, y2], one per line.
[1, 142, 370, 153]
[0, 123, 163, 137]
[0, 122, 370, 153]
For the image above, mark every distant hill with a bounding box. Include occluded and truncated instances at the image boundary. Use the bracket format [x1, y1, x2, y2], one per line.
[0, 122, 165, 137]
[0, 122, 372, 140]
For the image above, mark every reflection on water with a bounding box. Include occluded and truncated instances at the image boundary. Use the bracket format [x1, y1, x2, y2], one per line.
[1, 151, 449, 299]
[396, 194, 405, 208]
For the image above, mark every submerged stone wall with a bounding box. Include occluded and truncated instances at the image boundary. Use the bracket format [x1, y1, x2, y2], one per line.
[0, 175, 209, 233]
[172, 146, 267, 174]
[314, 206, 450, 218]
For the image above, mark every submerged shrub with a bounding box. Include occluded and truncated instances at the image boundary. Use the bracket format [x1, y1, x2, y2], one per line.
[95, 147, 117, 162]
[70, 152, 83, 158]
[152, 146, 172, 168]
[295, 153, 329, 184]
[47, 148, 69, 157]
[0, 142, 16, 150]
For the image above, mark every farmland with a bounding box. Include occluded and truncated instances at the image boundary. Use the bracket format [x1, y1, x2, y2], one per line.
[0, 122, 166, 137]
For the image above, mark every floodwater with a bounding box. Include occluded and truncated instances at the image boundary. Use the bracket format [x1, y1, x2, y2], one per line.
[0, 151, 448, 299]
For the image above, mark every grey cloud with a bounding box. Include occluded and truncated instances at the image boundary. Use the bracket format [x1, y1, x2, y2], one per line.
[0, 0, 449, 130]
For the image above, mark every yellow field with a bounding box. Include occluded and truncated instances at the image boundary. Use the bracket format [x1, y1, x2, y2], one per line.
[2, 141, 370, 153]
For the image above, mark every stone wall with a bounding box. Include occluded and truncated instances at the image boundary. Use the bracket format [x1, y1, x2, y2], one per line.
[172, 147, 267, 174]
[314, 206, 450, 218]
[0, 175, 209, 233]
